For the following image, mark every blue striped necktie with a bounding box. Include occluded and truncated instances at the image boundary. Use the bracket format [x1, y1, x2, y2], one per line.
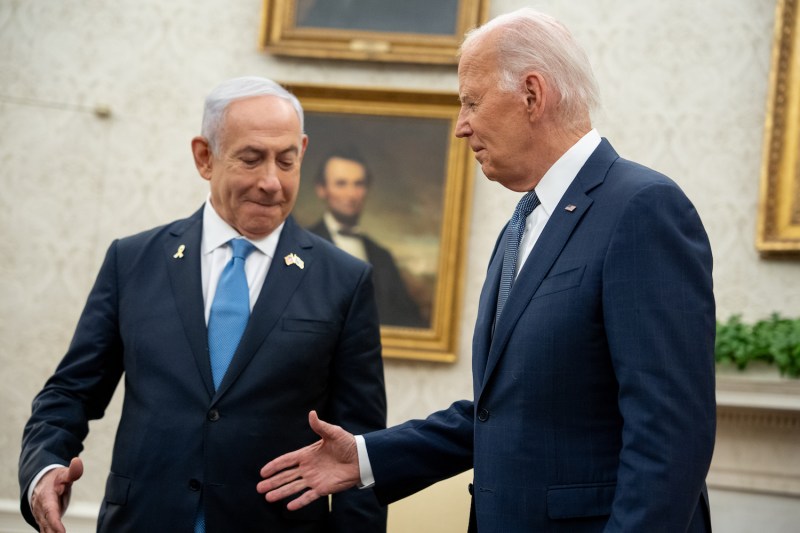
[495, 191, 540, 325]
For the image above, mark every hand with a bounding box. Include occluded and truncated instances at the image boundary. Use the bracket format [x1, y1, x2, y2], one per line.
[30, 457, 84, 533]
[257, 411, 361, 510]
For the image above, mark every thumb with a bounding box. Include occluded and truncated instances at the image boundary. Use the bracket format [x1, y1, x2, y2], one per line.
[308, 410, 339, 441]
[66, 457, 84, 483]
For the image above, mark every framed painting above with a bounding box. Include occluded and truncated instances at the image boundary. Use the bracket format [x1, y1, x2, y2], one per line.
[757, 0, 800, 255]
[287, 84, 474, 362]
[260, 0, 489, 64]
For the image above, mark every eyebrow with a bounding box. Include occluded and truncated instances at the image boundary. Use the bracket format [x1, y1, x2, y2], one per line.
[234, 145, 300, 157]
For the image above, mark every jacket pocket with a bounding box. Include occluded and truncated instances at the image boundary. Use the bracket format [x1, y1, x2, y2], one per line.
[533, 265, 585, 300]
[546, 481, 615, 519]
[104, 472, 131, 505]
[282, 318, 336, 334]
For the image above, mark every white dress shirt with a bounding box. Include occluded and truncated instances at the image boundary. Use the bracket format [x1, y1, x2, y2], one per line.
[355, 129, 603, 487]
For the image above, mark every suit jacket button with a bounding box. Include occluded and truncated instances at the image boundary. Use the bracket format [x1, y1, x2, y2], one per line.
[208, 409, 220, 422]
[477, 408, 490, 422]
[189, 479, 202, 491]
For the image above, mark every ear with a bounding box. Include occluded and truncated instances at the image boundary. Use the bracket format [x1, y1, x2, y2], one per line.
[524, 73, 546, 121]
[300, 134, 309, 158]
[191, 136, 213, 181]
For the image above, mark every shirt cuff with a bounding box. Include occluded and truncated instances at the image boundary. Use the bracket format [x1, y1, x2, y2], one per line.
[354, 435, 375, 489]
[27, 464, 68, 507]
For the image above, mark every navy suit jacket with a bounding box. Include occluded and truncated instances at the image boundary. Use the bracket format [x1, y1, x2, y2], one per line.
[364, 140, 716, 532]
[19, 211, 387, 533]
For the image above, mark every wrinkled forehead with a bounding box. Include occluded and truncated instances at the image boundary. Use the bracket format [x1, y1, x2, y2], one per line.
[459, 37, 499, 82]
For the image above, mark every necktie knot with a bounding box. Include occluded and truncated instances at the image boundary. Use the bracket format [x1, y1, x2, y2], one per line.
[230, 238, 256, 260]
[513, 190, 540, 224]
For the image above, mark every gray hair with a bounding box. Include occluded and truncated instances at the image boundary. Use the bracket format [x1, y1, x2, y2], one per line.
[201, 76, 305, 154]
[461, 8, 600, 126]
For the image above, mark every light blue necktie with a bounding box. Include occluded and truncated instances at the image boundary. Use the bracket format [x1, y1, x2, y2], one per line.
[495, 191, 540, 325]
[196, 239, 256, 533]
[208, 238, 256, 390]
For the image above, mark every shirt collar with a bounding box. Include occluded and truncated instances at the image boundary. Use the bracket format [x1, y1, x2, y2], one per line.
[201, 194, 284, 258]
[534, 129, 601, 216]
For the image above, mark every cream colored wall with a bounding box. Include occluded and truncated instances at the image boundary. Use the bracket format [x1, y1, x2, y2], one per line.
[1, 0, 798, 532]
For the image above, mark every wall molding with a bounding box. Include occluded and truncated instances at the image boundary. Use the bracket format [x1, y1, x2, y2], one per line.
[716, 366, 800, 411]
[709, 403, 800, 496]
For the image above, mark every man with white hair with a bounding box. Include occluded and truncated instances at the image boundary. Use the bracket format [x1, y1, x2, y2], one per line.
[258, 8, 716, 532]
[19, 76, 387, 533]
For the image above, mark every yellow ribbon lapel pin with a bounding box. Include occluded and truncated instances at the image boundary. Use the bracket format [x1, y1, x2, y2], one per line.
[173, 244, 186, 259]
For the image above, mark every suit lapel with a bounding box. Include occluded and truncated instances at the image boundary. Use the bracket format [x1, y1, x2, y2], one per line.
[163, 208, 214, 396]
[477, 140, 618, 399]
[213, 216, 314, 401]
[472, 227, 506, 392]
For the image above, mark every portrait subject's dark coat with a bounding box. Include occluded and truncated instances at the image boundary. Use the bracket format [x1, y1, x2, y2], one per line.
[308, 220, 425, 328]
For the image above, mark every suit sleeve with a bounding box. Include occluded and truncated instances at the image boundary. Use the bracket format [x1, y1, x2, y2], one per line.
[325, 264, 389, 532]
[18, 241, 124, 527]
[365, 399, 475, 505]
[602, 182, 716, 531]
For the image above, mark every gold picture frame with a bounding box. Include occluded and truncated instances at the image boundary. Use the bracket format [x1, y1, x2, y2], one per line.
[757, 0, 800, 254]
[287, 84, 473, 362]
[260, 0, 489, 65]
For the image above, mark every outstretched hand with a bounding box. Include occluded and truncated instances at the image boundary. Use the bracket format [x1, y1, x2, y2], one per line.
[257, 411, 361, 510]
[31, 457, 84, 533]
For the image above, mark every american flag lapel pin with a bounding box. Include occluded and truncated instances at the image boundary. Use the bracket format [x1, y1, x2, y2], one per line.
[284, 253, 304, 269]
[564, 204, 577, 212]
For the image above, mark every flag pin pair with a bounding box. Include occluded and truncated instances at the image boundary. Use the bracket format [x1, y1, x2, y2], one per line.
[284, 253, 305, 269]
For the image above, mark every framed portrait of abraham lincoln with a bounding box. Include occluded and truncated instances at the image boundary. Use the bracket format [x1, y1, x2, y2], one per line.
[260, 0, 489, 64]
[288, 85, 474, 362]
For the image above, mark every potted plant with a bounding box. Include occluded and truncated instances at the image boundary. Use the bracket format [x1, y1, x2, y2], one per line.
[715, 314, 800, 378]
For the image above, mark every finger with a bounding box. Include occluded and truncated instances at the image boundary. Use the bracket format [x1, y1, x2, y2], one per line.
[256, 467, 300, 493]
[260, 449, 306, 478]
[36, 500, 66, 533]
[286, 488, 324, 511]
[263, 478, 315, 503]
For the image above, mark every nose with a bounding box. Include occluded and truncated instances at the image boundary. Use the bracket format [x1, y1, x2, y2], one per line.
[258, 163, 282, 193]
[455, 109, 471, 138]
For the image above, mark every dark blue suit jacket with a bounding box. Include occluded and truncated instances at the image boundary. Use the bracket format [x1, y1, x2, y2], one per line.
[20, 211, 387, 532]
[365, 140, 716, 532]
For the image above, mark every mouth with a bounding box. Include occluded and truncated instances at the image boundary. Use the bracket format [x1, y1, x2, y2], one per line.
[247, 198, 281, 208]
